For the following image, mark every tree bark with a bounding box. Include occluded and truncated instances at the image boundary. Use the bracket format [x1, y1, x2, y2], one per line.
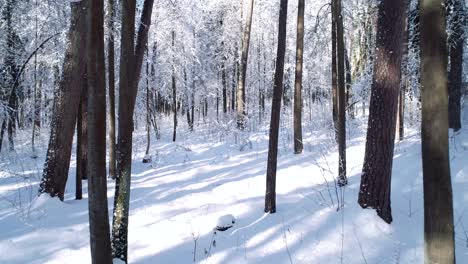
[112, 0, 154, 262]
[358, 0, 407, 223]
[334, 0, 347, 186]
[293, 0, 304, 154]
[76, 79, 88, 200]
[420, 0, 455, 263]
[39, 0, 87, 200]
[236, 0, 254, 129]
[448, 0, 463, 131]
[107, 0, 117, 179]
[86, 0, 113, 261]
[265, 0, 288, 214]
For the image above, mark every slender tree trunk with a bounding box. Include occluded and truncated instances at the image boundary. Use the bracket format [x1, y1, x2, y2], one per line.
[344, 48, 354, 119]
[171, 31, 177, 142]
[448, 0, 463, 131]
[335, 0, 347, 186]
[112, 0, 154, 261]
[86, 0, 113, 261]
[265, 0, 288, 214]
[420, 0, 455, 263]
[331, 3, 338, 136]
[293, 0, 304, 154]
[107, 0, 117, 179]
[76, 79, 88, 200]
[236, 0, 254, 129]
[358, 0, 407, 223]
[144, 48, 151, 162]
[39, 0, 87, 200]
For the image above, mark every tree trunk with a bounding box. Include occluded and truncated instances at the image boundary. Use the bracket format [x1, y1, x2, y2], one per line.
[236, 0, 254, 129]
[86, 0, 113, 261]
[107, 0, 117, 179]
[448, 0, 463, 131]
[39, 0, 87, 200]
[334, 0, 347, 186]
[265, 0, 288, 214]
[171, 31, 177, 142]
[112, 0, 154, 261]
[331, 4, 338, 137]
[293, 0, 304, 154]
[358, 0, 407, 223]
[76, 79, 88, 200]
[420, 0, 455, 263]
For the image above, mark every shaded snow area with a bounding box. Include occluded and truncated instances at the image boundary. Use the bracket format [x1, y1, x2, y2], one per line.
[1, 110, 468, 264]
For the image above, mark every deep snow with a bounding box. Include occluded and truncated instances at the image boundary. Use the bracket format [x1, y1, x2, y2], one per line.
[0, 108, 467, 264]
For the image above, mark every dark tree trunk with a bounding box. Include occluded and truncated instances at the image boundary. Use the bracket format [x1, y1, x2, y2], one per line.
[171, 31, 177, 142]
[265, 0, 288, 214]
[331, 4, 338, 136]
[334, 0, 347, 186]
[144, 48, 151, 161]
[76, 79, 88, 200]
[420, 0, 455, 262]
[86, 0, 113, 261]
[358, 0, 407, 223]
[111, 0, 154, 262]
[293, 0, 304, 154]
[39, 0, 87, 200]
[107, 0, 117, 179]
[448, 0, 463, 131]
[236, 0, 254, 129]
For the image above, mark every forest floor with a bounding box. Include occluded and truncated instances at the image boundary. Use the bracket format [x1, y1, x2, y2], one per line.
[0, 106, 468, 264]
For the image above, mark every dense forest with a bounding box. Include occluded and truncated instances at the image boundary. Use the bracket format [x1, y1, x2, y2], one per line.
[0, 0, 467, 263]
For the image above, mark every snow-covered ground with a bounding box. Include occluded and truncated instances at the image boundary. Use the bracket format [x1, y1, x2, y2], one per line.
[0, 108, 467, 264]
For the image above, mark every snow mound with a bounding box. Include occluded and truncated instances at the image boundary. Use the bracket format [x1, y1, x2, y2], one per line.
[215, 214, 236, 231]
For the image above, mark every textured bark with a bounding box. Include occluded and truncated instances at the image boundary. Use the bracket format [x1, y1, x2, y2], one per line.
[448, 0, 463, 131]
[265, 0, 288, 214]
[107, 0, 117, 179]
[293, 0, 304, 154]
[420, 0, 455, 263]
[358, 0, 407, 224]
[334, 0, 347, 186]
[76, 79, 88, 200]
[39, 0, 87, 200]
[236, 0, 254, 129]
[112, 0, 154, 262]
[86, 0, 113, 261]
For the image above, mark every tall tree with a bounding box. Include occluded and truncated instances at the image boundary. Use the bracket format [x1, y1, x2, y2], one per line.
[172, 31, 177, 142]
[293, 0, 304, 154]
[420, 0, 455, 262]
[333, 0, 347, 186]
[111, 0, 155, 262]
[265, 0, 288, 214]
[107, 0, 117, 179]
[86, 0, 113, 262]
[358, 0, 407, 223]
[39, 0, 87, 200]
[448, 0, 464, 131]
[236, 0, 254, 129]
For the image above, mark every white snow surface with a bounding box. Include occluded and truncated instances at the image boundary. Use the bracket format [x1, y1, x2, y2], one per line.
[1, 111, 468, 264]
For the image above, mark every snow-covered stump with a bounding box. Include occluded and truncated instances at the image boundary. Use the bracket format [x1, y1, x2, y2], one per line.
[215, 214, 236, 232]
